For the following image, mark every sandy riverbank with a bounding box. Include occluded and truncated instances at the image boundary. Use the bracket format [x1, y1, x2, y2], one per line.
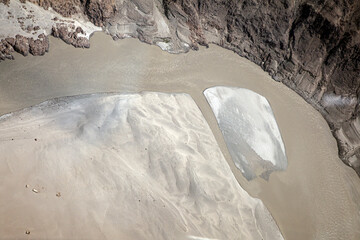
[0, 32, 360, 239]
[0, 93, 283, 239]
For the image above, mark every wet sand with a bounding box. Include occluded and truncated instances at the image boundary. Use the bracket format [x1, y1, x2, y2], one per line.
[0, 32, 360, 239]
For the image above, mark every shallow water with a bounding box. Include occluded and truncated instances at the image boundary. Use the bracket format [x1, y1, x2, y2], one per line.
[0, 32, 360, 239]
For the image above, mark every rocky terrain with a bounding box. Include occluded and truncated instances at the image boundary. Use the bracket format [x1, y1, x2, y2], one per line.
[164, 0, 360, 176]
[0, 0, 100, 59]
[1, 0, 360, 176]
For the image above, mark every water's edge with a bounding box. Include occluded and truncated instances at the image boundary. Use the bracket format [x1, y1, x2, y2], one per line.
[0, 32, 359, 239]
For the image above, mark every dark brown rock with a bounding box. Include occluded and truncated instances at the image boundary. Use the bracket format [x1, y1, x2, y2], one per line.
[0, 0, 10, 6]
[26, 0, 82, 17]
[75, 26, 84, 34]
[52, 24, 90, 48]
[0, 39, 14, 60]
[163, 0, 360, 176]
[5, 37, 15, 46]
[14, 34, 29, 56]
[84, 0, 116, 27]
[29, 34, 49, 55]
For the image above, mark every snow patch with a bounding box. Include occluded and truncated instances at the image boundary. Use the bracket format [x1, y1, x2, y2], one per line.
[204, 86, 287, 180]
[156, 41, 172, 51]
[321, 92, 357, 108]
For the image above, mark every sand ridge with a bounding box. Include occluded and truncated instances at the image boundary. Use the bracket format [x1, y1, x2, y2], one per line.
[0, 92, 283, 239]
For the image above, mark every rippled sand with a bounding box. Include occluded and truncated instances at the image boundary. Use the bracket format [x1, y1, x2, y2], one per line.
[0, 93, 283, 239]
[0, 32, 360, 239]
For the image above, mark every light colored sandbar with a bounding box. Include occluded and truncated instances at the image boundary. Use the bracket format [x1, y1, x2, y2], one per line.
[0, 32, 360, 239]
[0, 92, 283, 239]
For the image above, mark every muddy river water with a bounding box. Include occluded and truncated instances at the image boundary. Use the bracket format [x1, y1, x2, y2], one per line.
[0, 32, 360, 239]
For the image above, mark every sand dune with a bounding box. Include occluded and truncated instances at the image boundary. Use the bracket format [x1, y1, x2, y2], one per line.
[0, 92, 283, 239]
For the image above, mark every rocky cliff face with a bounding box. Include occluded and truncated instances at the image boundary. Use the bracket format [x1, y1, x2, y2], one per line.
[164, 0, 360, 175]
[1, 0, 360, 176]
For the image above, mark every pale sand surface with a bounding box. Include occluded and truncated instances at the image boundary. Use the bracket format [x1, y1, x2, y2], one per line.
[0, 93, 283, 239]
[0, 32, 360, 239]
